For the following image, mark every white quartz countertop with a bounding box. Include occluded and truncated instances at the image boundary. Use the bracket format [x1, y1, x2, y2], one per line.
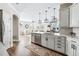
[0, 42, 9, 56]
[32, 32, 79, 44]
[32, 32, 47, 34]
[32, 31, 61, 34]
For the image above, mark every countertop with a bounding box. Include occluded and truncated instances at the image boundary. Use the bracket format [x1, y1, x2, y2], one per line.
[0, 42, 9, 56]
[32, 32, 54, 35]
[31, 32, 45, 34]
[32, 32, 79, 44]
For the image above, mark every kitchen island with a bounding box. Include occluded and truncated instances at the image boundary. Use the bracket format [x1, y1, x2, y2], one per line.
[31, 32, 79, 56]
[31, 32, 67, 55]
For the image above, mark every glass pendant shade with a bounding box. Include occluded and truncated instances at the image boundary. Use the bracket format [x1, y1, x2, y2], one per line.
[50, 16, 57, 23]
[44, 10, 49, 23]
[38, 12, 42, 24]
[44, 18, 49, 23]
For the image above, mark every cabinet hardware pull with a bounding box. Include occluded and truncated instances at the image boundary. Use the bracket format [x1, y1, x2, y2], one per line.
[71, 44, 77, 49]
[46, 37, 48, 41]
[57, 43, 62, 46]
[57, 40, 61, 42]
[57, 46, 61, 48]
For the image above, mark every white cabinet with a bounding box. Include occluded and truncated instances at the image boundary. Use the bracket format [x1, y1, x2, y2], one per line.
[71, 41, 79, 56]
[66, 39, 73, 56]
[47, 35, 54, 50]
[33, 33, 67, 54]
[76, 45, 79, 56]
[70, 4, 79, 27]
[60, 7, 70, 27]
[55, 36, 66, 54]
[41, 34, 48, 47]
[60, 4, 79, 27]
[41, 34, 55, 50]
[41, 34, 66, 54]
[67, 38, 79, 56]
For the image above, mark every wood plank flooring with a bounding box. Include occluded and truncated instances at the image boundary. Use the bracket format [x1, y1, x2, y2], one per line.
[7, 35, 65, 56]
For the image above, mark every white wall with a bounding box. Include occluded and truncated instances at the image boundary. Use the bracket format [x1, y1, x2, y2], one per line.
[0, 3, 19, 49]
[20, 21, 33, 35]
[20, 21, 52, 33]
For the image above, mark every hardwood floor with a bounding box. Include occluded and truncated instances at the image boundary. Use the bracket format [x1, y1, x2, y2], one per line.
[7, 35, 65, 56]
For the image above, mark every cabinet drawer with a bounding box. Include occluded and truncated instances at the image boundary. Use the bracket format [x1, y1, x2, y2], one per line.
[55, 42, 65, 47]
[55, 36, 66, 43]
[55, 44, 65, 53]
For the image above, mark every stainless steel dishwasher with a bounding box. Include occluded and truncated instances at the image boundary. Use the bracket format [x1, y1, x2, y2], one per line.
[35, 33, 41, 45]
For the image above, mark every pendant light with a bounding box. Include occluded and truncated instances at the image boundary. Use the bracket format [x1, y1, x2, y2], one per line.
[44, 10, 49, 23]
[32, 20, 35, 32]
[50, 8, 57, 23]
[38, 12, 42, 24]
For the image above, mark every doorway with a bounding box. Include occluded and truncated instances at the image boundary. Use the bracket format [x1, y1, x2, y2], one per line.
[0, 10, 3, 43]
[13, 15, 19, 43]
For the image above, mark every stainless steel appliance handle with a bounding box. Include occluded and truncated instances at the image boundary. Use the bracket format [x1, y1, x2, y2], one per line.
[2, 20, 5, 37]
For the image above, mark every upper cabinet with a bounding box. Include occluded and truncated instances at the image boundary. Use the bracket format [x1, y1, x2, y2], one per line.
[70, 4, 79, 27]
[60, 3, 79, 27]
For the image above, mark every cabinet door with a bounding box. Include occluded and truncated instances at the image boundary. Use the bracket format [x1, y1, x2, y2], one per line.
[66, 39, 72, 56]
[76, 45, 79, 56]
[67, 40, 79, 56]
[60, 8, 70, 27]
[70, 4, 79, 27]
[48, 35, 54, 50]
[41, 34, 48, 47]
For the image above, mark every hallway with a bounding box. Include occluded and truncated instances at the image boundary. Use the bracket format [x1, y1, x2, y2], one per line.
[7, 35, 64, 56]
[7, 35, 38, 56]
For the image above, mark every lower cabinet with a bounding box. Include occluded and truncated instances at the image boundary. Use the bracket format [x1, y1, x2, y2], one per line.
[32, 33, 66, 55]
[31, 33, 79, 56]
[76, 45, 79, 56]
[41, 34, 48, 47]
[54, 36, 66, 54]
[47, 35, 55, 50]
[41, 34, 55, 50]
[67, 39, 79, 56]
[41, 34, 67, 54]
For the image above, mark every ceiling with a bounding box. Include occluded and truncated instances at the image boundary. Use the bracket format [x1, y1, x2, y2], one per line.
[11, 3, 60, 21]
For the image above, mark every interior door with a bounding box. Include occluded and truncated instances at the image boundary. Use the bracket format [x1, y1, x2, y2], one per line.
[3, 11, 11, 49]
